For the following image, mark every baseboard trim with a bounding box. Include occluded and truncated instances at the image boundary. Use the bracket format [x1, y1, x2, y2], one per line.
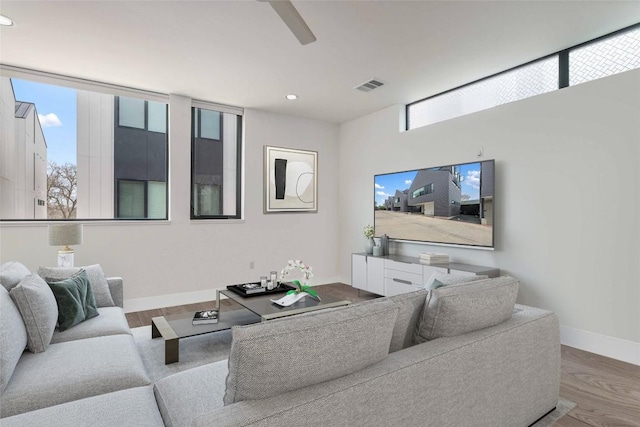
[560, 325, 640, 366]
[123, 278, 343, 313]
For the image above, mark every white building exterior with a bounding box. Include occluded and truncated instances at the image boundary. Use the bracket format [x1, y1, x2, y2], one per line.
[0, 77, 47, 219]
[76, 90, 114, 219]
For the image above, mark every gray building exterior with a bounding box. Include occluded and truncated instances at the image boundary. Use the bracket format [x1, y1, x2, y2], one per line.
[407, 167, 462, 217]
[392, 189, 410, 212]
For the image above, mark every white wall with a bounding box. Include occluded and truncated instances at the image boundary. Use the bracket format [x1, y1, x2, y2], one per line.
[338, 70, 640, 361]
[0, 97, 340, 311]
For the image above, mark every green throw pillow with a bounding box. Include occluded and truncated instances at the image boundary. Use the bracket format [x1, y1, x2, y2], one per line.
[47, 270, 99, 331]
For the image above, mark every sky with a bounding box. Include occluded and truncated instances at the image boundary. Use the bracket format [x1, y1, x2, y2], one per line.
[12, 78, 77, 165]
[374, 162, 482, 206]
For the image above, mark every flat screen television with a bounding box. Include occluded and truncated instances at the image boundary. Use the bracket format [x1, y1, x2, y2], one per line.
[374, 159, 495, 249]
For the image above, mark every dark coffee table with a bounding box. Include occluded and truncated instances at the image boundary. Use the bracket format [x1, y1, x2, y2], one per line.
[151, 285, 350, 364]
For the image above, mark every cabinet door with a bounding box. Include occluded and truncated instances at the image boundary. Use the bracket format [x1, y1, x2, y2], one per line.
[367, 256, 385, 295]
[351, 254, 367, 291]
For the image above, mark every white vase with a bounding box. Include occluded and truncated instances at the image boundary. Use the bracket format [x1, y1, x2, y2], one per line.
[365, 237, 375, 254]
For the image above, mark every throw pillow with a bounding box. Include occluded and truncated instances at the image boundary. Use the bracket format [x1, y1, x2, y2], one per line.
[0, 261, 32, 291]
[47, 270, 99, 331]
[414, 275, 519, 344]
[38, 264, 115, 307]
[9, 274, 59, 353]
[424, 272, 488, 290]
[224, 298, 399, 405]
[0, 286, 27, 391]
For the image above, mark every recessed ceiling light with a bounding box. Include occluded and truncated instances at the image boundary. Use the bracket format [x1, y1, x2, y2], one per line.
[285, 94, 298, 100]
[0, 15, 15, 26]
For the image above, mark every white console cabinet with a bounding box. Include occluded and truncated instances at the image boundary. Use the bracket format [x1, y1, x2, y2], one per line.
[351, 254, 384, 295]
[352, 253, 499, 297]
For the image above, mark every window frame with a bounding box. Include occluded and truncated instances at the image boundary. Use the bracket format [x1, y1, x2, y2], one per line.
[190, 102, 243, 220]
[0, 65, 170, 223]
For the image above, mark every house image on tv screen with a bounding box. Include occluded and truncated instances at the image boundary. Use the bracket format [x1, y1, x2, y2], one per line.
[381, 161, 493, 226]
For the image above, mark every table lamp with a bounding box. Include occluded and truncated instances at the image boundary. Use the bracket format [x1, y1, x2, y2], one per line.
[48, 224, 83, 267]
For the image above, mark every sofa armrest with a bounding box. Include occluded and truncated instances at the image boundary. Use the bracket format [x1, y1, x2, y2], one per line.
[106, 277, 124, 308]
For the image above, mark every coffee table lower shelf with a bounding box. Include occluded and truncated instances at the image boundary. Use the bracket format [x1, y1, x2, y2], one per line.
[151, 309, 260, 364]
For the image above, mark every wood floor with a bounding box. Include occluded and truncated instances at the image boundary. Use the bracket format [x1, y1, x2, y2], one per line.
[127, 283, 640, 427]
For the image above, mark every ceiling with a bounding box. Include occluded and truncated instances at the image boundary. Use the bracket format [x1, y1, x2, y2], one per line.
[0, 1, 638, 124]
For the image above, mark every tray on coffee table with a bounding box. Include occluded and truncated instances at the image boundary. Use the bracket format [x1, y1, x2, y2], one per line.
[226, 282, 296, 298]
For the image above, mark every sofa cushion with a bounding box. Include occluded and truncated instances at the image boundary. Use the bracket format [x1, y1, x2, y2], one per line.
[38, 264, 115, 307]
[354, 290, 428, 353]
[0, 262, 31, 291]
[0, 386, 164, 427]
[50, 307, 131, 344]
[154, 360, 228, 427]
[424, 272, 488, 290]
[9, 274, 58, 353]
[414, 275, 519, 344]
[0, 287, 27, 392]
[47, 270, 99, 331]
[224, 298, 399, 405]
[0, 334, 150, 418]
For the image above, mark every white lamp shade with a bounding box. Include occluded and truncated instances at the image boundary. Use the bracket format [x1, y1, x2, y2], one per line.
[48, 224, 83, 247]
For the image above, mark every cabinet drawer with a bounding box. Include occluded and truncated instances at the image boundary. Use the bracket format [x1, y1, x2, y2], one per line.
[385, 278, 423, 297]
[384, 268, 423, 285]
[384, 259, 423, 275]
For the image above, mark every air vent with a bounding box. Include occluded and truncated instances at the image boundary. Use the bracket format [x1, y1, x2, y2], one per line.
[355, 78, 385, 92]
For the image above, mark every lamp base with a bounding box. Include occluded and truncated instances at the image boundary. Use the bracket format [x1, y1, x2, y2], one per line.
[57, 250, 74, 268]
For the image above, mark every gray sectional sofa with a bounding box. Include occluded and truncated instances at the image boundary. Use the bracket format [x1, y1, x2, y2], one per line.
[1, 262, 560, 427]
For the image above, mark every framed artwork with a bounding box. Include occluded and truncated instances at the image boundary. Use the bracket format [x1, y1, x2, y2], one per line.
[264, 145, 317, 213]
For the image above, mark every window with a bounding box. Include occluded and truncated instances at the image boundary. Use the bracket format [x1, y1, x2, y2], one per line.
[191, 103, 243, 219]
[408, 56, 559, 129]
[114, 96, 168, 219]
[407, 24, 640, 131]
[412, 183, 434, 198]
[570, 27, 640, 86]
[116, 180, 166, 219]
[0, 72, 168, 221]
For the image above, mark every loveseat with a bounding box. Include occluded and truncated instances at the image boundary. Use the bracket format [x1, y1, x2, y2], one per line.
[1, 263, 560, 427]
[0, 261, 164, 425]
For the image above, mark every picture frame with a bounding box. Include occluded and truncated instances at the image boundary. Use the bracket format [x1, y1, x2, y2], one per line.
[264, 145, 318, 213]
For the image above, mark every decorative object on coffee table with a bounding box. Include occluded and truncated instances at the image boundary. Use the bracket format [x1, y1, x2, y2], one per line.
[192, 310, 218, 325]
[364, 224, 375, 254]
[279, 259, 319, 300]
[227, 282, 295, 298]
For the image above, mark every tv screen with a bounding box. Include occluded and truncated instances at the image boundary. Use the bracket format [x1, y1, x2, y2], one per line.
[374, 160, 495, 249]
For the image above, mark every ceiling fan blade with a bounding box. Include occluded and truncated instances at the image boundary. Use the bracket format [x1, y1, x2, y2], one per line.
[267, 0, 317, 45]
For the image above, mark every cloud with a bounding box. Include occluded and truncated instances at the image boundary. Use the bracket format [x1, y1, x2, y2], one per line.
[375, 183, 384, 189]
[376, 191, 392, 197]
[38, 113, 62, 128]
[465, 170, 481, 190]
[404, 180, 412, 185]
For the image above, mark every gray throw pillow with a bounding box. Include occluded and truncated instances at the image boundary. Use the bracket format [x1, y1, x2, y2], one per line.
[9, 274, 59, 353]
[224, 299, 399, 405]
[414, 275, 519, 344]
[0, 286, 27, 391]
[0, 262, 31, 291]
[47, 270, 100, 331]
[424, 272, 488, 290]
[38, 264, 115, 307]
